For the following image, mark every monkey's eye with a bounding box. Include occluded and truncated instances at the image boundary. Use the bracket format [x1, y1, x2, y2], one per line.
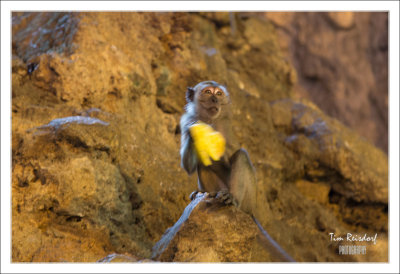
[204, 89, 212, 94]
[216, 91, 223, 96]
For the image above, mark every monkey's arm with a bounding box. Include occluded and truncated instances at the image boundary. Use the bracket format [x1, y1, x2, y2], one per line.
[180, 114, 198, 174]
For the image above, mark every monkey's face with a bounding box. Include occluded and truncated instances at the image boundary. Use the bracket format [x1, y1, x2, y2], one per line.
[195, 85, 230, 122]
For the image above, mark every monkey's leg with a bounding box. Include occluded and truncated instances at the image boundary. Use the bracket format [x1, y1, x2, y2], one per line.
[228, 148, 257, 215]
[200, 167, 232, 205]
[189, 176, 210, 201]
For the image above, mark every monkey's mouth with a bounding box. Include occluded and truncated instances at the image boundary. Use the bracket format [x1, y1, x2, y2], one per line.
[209, 107, 219, 112]
[208, 106, 220, 115]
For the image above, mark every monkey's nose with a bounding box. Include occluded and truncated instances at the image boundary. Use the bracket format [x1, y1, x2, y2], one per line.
[211, 96, 218, 103]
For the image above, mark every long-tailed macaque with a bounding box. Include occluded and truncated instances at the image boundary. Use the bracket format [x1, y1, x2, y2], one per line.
[179, 80, 295, 262]
[180, 80, 256, 214]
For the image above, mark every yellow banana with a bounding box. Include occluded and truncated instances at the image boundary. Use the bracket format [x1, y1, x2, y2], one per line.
[189, 122, 226, 166]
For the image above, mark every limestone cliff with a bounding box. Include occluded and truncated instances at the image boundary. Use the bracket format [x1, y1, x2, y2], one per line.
[11, 12, 388, 262]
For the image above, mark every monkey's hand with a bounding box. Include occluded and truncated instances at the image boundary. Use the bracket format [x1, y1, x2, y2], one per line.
[189, 122, 226, 166]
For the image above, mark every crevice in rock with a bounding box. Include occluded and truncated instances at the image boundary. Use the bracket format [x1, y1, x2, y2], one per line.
[66, 215, 82, 222]
[58, 135, 89, 150]
[328, 189, 388, 232]
[156, 98, 180, 114]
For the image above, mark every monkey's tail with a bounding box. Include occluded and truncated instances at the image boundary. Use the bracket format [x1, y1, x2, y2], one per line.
[252, 216, 296, 262]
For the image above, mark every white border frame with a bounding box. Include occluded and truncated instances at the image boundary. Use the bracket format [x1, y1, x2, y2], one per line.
[1, 1, 399, 273]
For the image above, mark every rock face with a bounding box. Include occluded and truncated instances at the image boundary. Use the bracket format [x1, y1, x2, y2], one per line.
[264, 12, 388, 153]
[12, 12, 388, 262]
[152, 194, 269, 262]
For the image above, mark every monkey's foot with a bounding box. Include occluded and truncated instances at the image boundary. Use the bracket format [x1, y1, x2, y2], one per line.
[214, 190, 234, 205]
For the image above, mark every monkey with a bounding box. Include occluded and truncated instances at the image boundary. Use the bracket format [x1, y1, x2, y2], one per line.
[179, 80, 295, 262]
[180, 80, 256, 214]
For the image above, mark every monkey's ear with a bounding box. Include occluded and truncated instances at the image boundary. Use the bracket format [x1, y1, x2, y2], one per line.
[186, 87, 195, 103]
